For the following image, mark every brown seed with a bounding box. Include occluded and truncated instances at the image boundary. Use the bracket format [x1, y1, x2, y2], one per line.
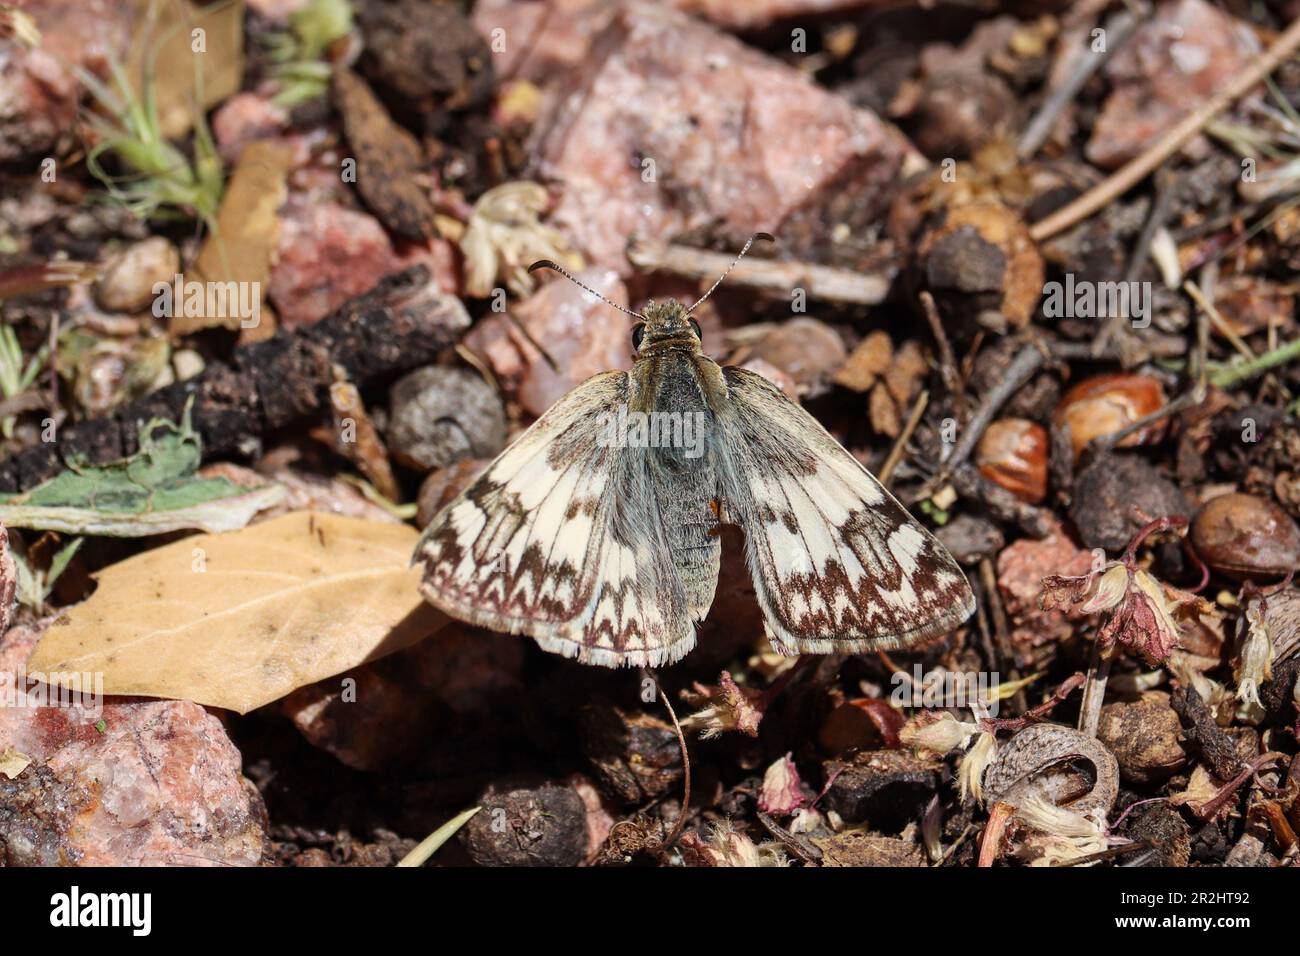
[1190, 492, 1300, 581]
[1053, 373, 1166, 459]
[1096, 691, 1188, 785]
[974, 417, 1049, 504]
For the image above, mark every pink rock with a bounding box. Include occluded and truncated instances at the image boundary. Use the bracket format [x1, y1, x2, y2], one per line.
[0, 0, 135, 164]
[282, 624, 526, 772]
[0, 620, 268, 866]
[464, 269, 634, 417]
[1086, 0, 1261, 170]
[996, 522, 1096, 656]
[674, 0, 888, 30]
[268, 197, 457, 328]
[474, 0, 893, 75]
[473, 0, 615, 83]
[529, 2, 905, 271]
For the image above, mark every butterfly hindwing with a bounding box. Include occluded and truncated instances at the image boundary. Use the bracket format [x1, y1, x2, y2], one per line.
[415, 370, 697, 667]
[714, 367, 976, 654]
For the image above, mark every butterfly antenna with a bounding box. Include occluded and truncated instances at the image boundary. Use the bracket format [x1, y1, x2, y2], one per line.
[686, 232, 775, 314]
[528, 259, 646, 321]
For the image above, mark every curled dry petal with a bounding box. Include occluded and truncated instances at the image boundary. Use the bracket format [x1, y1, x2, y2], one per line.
[1235, 602, 1274, 710]
[1038, 572, 1096, 611]
[959, 730, 997, 804]
[900, 710, 980, 756]
[757, 753, 805, 815]
[1079, 564, 1129, 614]
[681, 822, 787, 867]
[460, 182, 582, 298]
[1013, 794, 1110, 866]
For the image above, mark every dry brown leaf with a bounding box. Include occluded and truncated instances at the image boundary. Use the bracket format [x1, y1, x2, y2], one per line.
[130, 0, 245, 139]
[181, 140, 291, 338]
[28, 512, 444, 713]
[832, 330, 892, 393]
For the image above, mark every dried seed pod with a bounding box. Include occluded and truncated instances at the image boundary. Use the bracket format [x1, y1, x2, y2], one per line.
[974, 417, 1049, 504]
[461, 778, 589, 867]
[387, 367, 506, 471]
[1053, 373, 1167, 459]
[1096, 691, 1189, 785]
[1069, 452, 1188, 552]
[984, 722, 1119, 817]
[1190, 493, 1300, 581]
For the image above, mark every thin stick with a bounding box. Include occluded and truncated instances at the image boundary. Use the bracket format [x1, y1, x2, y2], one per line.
[628, 239, 893, 306]
[1030, 15, 1300, 242]
[1209, 335, 1300, 387]
[879, 388, 929, 489]
[1078, 637, 1112, 738]
[1018, 7, 1143, 159]
[1094, 165, 1177, 356]
[1183, 279, 1256, 361]
[651, 675, 692, 849]
[919, 291, 960, 397]
[923, 341, 1048, 503]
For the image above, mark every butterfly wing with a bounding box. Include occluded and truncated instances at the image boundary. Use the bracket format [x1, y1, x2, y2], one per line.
[415, 371, 696, 667]
[713, 367, 975, 654]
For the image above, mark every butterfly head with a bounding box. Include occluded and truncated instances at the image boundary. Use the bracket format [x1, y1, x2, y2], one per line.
[527, 233, 774, 356]
[632, 299, 701, 354]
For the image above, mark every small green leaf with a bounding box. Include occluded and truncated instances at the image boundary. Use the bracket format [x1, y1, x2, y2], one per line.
[0, 399, 282, 535]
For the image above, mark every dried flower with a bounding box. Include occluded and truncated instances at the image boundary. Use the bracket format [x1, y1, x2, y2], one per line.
[757, 753, 805, 815]
[681, 822, 787, 867]
[460, 182, 582, 298]
[899, 710, 980, 756]
[1235, 601, 1275, 711]
[680, 670, 763, 739]
[1013, 794, 1109, 866]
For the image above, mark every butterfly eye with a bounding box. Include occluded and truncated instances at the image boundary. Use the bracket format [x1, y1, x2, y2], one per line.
[688, 318, 702, 339]
[632, 323, 646, 350]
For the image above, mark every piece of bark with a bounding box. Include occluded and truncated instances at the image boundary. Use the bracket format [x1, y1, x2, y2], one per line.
[333, 67, 438, 241]
[0, 267, 469, 493]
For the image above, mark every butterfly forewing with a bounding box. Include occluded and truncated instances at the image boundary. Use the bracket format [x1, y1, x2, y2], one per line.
[714, 367, 976, 654]
[415, 370, 697, 667]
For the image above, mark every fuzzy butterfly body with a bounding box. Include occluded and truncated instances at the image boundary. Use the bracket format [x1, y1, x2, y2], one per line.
[415, 283, 976, 668]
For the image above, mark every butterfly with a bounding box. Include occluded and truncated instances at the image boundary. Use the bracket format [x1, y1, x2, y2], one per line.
[415, 234, 975, 667]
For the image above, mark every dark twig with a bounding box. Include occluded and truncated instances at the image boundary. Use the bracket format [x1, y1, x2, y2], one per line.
[1018, 7, 1143, 159]
[919, 291, 960, 398]
[879, 388, 929, 490]
[1030, 15, 1300, 241]
[1093, 164, 1177, 357]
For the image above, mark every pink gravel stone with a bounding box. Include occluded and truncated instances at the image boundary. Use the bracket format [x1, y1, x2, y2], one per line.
[1086, 0, 1261, 170]
[464, 268, 634, 417]
[269, 197, 459, 329]
[0, 0, 135, 164]
[528, 2, 906, 272]
[0, 621, 268, 866]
